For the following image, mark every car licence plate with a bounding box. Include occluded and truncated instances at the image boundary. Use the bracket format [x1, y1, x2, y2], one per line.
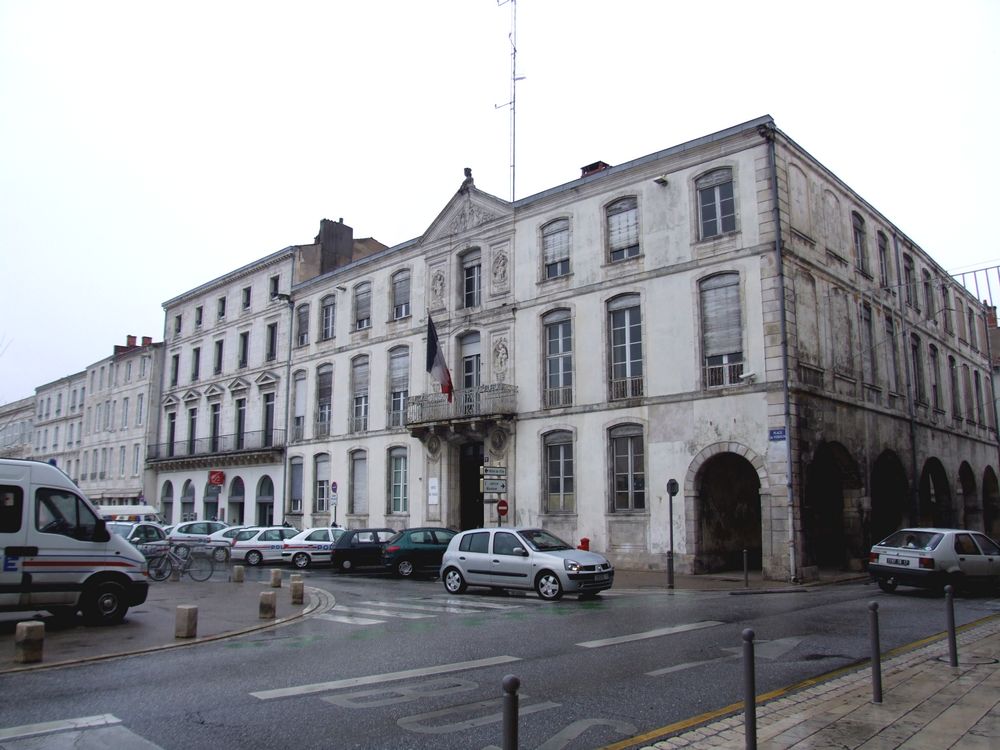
[594, 573, 609, 582]
[885, 557, 910, 566]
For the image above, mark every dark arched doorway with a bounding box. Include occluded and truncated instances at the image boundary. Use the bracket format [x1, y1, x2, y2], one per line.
[695, 452, 762, 572]
[803, 441, 860, 569]
[870, 450, 908, 544]
[983, 467, 1000, 537]
[958, 462, 979, 530]
[918, 458, 953, 527]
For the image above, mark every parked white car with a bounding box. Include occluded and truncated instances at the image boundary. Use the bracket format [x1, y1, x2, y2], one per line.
[868, 528, 1000, 593]
[205, 525, 246, 562]
[281, 527, 346, 569]
[231, 526, 300, 566]
[440, 527, 614, 600]
[168, 520, 230, 545]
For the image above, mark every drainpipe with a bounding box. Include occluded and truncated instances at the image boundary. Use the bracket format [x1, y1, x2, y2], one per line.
[892, 234, 920, 524]
[275, 286, 295, 525]
[760, 124, 797, 582]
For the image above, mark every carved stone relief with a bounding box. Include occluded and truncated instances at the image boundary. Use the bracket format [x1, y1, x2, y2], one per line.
[492, 336, 509, 383]
[430, 269, 446, 309]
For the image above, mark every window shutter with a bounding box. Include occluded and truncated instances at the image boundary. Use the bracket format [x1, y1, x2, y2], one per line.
[294, 375, 306, 417]
[352, 454, 368, 514]
[607, 199, 638, 250]
[543, 220, 570, 264]
[393, 273, 410, 304]
[390, 349, 408, 389]
[700, 274, 741, 357]
[353, 358, 370, 392]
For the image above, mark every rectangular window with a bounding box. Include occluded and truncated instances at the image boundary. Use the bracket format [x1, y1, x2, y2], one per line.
[174, 315, 182, 335]
[238, 331, 249, 368]
[321, 296, 336, 340]
[195, 306, 203, 327]
[132, 444, 141, 476]
[125, 362, 132, 382]
[941, 286, 954, 333]
[542, 219, 570, 278]
[262, 392, 275, 447]
[119, 446, 126, 478]
[929, 345, 941, 410]
[269, 275, 280, 299]
[210, 402, 221, 452]
[191, 346, 201, 381]
[388, 349, 409, 428]
[911, 335, 925, 404]
[968, 307, 978, 349]
[314, 456, 330, 513]
[861, 304, 876, 385]
[350, 452, 368, 515]
[923, 271, 935, 321]
[852, 213, 868, 274]
[316, 366, 333, 436]
[877, 232, 890, 289]
[463, 260, 481, 308]
[949, 357, 961, 416]
[697, 170, 736, 239]
[187, 408, 197, 455]
[352, 358, 370, 433]
[235, 399, 247, 449]
[136, 394, 144, 427]
[700, 274, 743, 388]
[170, 354, 179, 387]
[122, 397, 130, 429]
[241, 286, 252, 310]
[903, 255, 916, 308]
[266, 322, 278, 361]
[214, 339, 224, 374]
[290, 459, 303, 514]
[217, 296, 227, 319]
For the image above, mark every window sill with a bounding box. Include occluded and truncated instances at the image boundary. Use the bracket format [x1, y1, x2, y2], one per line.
[538, 271, 573, 286]
[602, 254, 643, 269]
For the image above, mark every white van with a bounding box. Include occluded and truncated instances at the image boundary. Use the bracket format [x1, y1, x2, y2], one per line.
[96, 504, 162, 524]
[1, 458, 149, 624]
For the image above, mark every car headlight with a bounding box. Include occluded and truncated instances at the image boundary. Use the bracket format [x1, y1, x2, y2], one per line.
[564, 559, 580, 572]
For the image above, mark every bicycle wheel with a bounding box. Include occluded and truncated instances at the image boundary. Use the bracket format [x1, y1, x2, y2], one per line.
[173, 544, 192, 560]
[185, 554, 214, 582]
[148, 555, 172, 582]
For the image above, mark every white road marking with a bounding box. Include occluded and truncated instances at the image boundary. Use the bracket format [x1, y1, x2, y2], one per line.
[0, 715, 121, 741]
[331, 605, 435, 619]
[576, 620, 724, 648]
[371, 599, 526, 613]
[647, 654, 737, 676]
[315, 613, 385, 625]
[251, 655, 522, 700]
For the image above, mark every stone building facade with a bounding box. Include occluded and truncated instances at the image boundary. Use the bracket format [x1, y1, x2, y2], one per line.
[0, 396, 36, 459]
[149, 116, 999, 581]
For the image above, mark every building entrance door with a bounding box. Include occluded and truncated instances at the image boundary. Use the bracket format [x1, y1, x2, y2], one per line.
[459, 442, 484, 530]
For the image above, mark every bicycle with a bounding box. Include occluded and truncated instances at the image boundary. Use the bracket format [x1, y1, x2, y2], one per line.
[147, 543, 214, 582]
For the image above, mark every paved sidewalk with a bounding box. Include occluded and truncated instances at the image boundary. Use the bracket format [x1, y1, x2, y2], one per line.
[639, 616, 1000, 750]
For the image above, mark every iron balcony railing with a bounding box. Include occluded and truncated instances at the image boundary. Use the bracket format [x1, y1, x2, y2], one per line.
[406, 384, 517, 424]
[704, 361, 745, 388]
[147, 429, 286, 459]
[609, 376, 644, 401]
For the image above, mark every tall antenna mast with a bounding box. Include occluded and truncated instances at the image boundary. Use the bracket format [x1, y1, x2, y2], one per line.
[496, 0, 521, 202]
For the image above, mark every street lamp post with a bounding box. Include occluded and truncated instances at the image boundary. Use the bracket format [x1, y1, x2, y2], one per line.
[666, 478, 679, 589]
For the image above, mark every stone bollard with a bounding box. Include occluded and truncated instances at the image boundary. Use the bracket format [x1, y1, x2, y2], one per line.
[231, 565, 245, 583]
[170, 566, 181, 582]
[291, 578, 304, 605]
[15, 621, 44, 664]
[259, 591, 277, 619]
[270, 569, 282, 588]
[175, 605, 198, 639]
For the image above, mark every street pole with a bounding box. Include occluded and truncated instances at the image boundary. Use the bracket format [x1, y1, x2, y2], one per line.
[666, 479, 678, 589]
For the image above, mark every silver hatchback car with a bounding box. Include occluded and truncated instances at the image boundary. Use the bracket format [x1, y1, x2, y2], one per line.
[868, 527, 1000, 593]
[440, 527, 614, 600]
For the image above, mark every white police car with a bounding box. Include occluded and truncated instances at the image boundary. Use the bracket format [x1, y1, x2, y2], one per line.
[282, 527, 346, 569]
[230, 526, 299, 566]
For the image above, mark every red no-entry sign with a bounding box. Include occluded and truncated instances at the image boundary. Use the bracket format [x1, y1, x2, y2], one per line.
[497, 499, 509, 517]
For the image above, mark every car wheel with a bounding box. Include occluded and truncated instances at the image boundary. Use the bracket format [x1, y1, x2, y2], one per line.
[293, 552, 311, 569]
[82, 581, 129, 625]
[396, 559, 415, 578]
[535, 571, 563, 601]
[245, 550, 263, 567]
[877, 578, 897, 593]
[443, 567, 467, 594]
[212, 546, 229, 563]
[341, 559, 352, 571]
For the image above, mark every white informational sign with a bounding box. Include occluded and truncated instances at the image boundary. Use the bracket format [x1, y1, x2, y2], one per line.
[428, 477, 439, 505]
[330, 492, 338, 507]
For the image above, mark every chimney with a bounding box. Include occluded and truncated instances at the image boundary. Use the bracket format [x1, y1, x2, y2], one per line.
[126, 335, 137, 347]
[581, 160, 611, 178]
[317, 218, 354, 274]
[141, 336, 152, 346]
[987, 304, 997, 329]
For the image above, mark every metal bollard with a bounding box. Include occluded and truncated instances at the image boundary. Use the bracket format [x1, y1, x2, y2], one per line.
[868, 602, 882, 703]
[175, 604, 198, 639]
[259, 591, 277, 619]
[502, 674, 520, 750]
[231, 565, 245, 583]
[744, 549, 749, 588]
[743, 628, 757, 750]
[170, 566, 181, 582]
[944, 584, 958, 667]
[270, 569, 282, 588]
[14, 621, 44, 664]
[291, 579, 304, 605]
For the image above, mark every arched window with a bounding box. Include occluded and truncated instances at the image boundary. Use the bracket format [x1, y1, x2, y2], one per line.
[609, 424, 645, 511]
[349, 450, 368, 515]
[607, 294, 643, 399]
[296, 304, 310, 346]
[461, 249, 481, 308]
[320, 295, 336, 341]
[351, 356, 370, 433]
[542, 219, 570, 278]
[388, 347, 409, 427]
[543, 431, 574, 513]
[391, 270, 411, 320]
[388, 447, 408, 514]
[607, 198, 639, 261]
[316, 364, 332, 437]
[851, 212, 868, 274]
[697, 169, 735, 239]
[314, 454, 330, 513]
[543, 309, 573, 407]
[292, 371, 306, 441]
[354, 282, 371, 330]
[289, 457, 303, 513]
[699, 273, 743, 387]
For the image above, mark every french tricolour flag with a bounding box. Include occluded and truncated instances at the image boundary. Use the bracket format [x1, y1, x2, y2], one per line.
[426, 315, 454, 403]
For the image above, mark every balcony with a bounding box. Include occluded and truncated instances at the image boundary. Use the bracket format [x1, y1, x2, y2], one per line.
[406, 384, 517, 426]
[147, 429, 286, 461]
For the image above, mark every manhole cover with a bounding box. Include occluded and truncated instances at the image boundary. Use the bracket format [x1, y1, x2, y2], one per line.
[935, 655, 999, 665]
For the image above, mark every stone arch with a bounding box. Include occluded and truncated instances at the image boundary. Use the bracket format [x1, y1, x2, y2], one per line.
[686, 442, 767, 574]
[983, 467, 1000, 538]
[918, 457, 953, 527]
[870, 450, 908, 544]
[803, 441, 862, 569]
[958, 462, 979, 530]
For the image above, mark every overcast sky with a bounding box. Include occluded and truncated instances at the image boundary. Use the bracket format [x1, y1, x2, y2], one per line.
[1, 0, 998, 404]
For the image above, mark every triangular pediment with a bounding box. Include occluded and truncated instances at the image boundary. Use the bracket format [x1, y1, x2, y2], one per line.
[204, 383, 225, 400]
[181, 389, 202, 403]
[227, 377, 250, 393]
[255, 371, 280, 390]
[422, 179, 511, 244]
[162, 394, 179, 409]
